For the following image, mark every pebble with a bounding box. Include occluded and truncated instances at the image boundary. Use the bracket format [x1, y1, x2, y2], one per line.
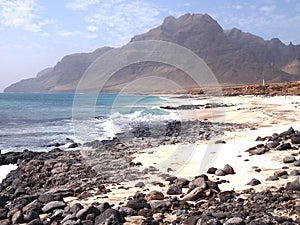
[283, 156, 296, 163]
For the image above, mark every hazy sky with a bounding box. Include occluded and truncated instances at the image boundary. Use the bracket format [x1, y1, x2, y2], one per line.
[1, 0, 300, 92]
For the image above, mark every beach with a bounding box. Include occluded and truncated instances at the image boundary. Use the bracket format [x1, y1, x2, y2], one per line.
[0, 94, 299, 224]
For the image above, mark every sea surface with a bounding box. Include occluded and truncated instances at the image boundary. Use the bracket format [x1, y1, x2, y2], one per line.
[0, 93, 176, 153]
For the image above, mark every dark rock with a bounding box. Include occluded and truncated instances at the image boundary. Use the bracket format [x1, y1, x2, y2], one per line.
[119, 207, 136, 217]
[206, 218, 222, 225]
[50, 209, 64, 221]
[219, 191, 235, 202]
[69, 203, 84, 214]
[14, 195, 37, 207]
[223, 164, 235, 174]
[95, 208, 125, 225]
[276, 143, 292, 150]
[286, 179, 300, 191]
[166, 184, 182, 195]
[224, 217, 245, 225]
[207, 167, 217, 174]
[23, 210, 39, 223]
[283, 156, 296, 163]
[266, 176, 279, 181]
[175, 177, 189, 188]
[86, 213, 95, 221]
[22, 200, 43, 214]
[0, 219, 11, 225]
[81, 220, 94, 225]
[0, 194, 9, 207]
[145, 190, 164, 200]
[249, 148, 266, 155]
[0, 208, 9, 220]
[294, 160, 300, 167]
[76, 206, 100, 220]
[266, 141, 280, 148]
[134, 182, 145, 188]
[98, 202, 111, 213]
[188, 177, 207, 190]
[206, 181, 220, 192]
[42, 201, 67, 213]
[38, 193, 54, 203]
[247, 178, 261, 186]
[14, 187, 26, 197]
[12, 210, 23, 224]
[133, 192, 145, 200]
[215, 140, 226, 144]
[291, 134, 300, 144]
[126, 199, 150, 211]
[27, 219, 43, 225]
[290, 170, 300, 176]
[215, 169, 226, 176]
[62, 214, 77, 223]
[68, 143, 79, 148]
[255, 136, 264, 141]
[211, 212, 227, 220]
[274, 170, 288, 177]
[181, 187, 205, 202]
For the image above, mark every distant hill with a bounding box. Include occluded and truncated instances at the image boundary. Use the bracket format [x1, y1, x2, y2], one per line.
[4, 13, 300, 93]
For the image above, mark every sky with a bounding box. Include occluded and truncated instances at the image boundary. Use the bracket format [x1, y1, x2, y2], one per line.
[1, 0, 300, 92]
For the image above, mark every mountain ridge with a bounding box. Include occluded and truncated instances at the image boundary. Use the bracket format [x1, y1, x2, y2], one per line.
[4, 13, 300, 93]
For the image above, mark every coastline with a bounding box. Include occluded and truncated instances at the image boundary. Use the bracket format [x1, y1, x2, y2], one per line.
[0, 94, 299, 224]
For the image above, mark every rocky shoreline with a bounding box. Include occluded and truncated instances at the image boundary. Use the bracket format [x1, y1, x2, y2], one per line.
[0, 120, 299, 224]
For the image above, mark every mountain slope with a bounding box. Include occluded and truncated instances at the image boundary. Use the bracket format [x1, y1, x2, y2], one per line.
[4, 13, 300, 93]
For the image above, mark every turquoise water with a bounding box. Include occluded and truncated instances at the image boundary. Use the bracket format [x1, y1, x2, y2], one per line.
[0, 93, 170, 152]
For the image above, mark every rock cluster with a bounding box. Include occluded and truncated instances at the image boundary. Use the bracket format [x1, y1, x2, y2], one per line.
[0, 126, 299, 224]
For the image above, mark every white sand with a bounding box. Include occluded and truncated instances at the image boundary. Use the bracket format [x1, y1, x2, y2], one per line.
[68, 95, 300, 207]
[132, 95, 300, 192]
[0, 164, 17, 182]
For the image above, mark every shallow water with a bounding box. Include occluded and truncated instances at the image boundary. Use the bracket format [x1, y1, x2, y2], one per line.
[0, 93, 174, 152]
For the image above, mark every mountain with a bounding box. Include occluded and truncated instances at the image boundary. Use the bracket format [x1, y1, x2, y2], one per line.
[4, 13, 300, 93]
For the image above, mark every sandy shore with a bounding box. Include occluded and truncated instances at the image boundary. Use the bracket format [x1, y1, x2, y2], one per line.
[85, 95, 298, 205]
[72, 95, 300, 206]
[131, 95, 300, 191]
[1, 94, 299, 224]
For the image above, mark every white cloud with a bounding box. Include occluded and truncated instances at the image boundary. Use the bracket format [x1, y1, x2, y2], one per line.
[86, 34, 98, 39]
[233, 5, 243, 10]
[0, 0, 49, 32]
[184, 3, 190, 7]
[66, 0, 100, 11]
[259, 5, 276, 14]
[58, 30, 81, 37]
[80, 0, 163, 45]
[87, 25, 98, 32]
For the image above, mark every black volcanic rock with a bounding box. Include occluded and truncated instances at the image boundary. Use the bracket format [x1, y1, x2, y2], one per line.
[5, 13, 300, 93]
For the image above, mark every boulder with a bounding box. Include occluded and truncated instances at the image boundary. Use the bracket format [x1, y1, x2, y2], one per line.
[145, 190, 164, 201]
[247, 178, 261, 186]
[224, 217, 245, 225]
[181, 187, 205, 202]
[223, 164, 235, 174]
[126, 199, 150, 211]
[166, 184, 182, 195]
[188, 177, 207, 190]
[215, 169, 226, 176]
[95, 208, 125, 224]
[283, 156, 296, 163]
[76, 206, 100, 220]
[12, 210, 24, 224]
[42, 201, 67, 213]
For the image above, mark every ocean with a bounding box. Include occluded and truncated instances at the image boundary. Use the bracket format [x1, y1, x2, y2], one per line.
[0, 93, 175, 153]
